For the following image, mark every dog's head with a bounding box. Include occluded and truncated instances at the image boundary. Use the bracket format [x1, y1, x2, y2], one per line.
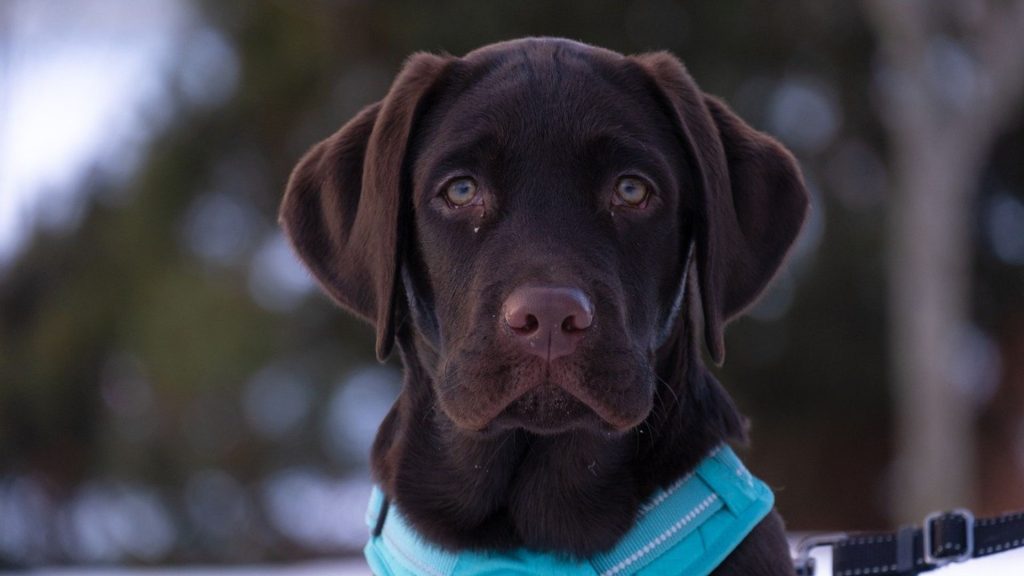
[281, 38, 807, 437]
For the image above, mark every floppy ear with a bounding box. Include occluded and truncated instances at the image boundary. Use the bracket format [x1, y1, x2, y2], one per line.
[633, 52, 809, 364]
[279, 53, 451, 360]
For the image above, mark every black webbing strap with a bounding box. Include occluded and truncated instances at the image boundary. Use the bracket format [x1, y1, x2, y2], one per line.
[795, 509, 1024, 575]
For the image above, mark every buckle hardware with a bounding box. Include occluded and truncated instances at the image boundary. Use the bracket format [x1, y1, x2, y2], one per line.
[793, 533, 848, 576]
[922, 509, 974, 566]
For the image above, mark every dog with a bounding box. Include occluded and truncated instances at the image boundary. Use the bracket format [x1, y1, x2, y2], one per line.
[281, 38, 808, 575]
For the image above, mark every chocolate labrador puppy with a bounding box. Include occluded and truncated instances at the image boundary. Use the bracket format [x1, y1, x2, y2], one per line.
[281, 38, 807, 574]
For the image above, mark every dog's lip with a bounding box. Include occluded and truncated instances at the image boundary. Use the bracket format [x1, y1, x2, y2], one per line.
[488, 384, 608, 435]
[440, 348, 652, 433]
[557, 384, 649, 432]
[467, 376, 645, 436]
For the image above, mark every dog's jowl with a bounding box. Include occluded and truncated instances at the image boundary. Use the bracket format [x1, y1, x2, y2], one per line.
[281, 38, 808, 575]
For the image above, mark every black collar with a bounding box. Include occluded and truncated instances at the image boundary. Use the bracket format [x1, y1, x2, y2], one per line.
[795, 509, 1024, 575]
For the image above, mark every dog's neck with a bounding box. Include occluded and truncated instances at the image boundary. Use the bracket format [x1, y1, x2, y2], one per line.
[370, 311, 746, 557]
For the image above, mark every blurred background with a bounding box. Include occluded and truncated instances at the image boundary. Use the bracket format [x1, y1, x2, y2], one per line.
[1, 0, 1023, 568]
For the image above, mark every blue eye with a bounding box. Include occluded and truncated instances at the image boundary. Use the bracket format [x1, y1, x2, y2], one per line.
[614, 176, 650, 206]
[443, 178, 479, 207]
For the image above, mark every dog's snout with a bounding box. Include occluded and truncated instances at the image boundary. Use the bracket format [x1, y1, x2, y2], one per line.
[502, 286, 593, 360]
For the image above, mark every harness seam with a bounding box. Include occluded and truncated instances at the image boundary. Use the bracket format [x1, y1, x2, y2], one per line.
[382, 531, 448, 576]
[600, 493, 719, 576]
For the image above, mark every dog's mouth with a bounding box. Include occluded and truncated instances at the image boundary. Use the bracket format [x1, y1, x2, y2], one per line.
[436, 338, 655, 436]
[489, 384, 609, 435]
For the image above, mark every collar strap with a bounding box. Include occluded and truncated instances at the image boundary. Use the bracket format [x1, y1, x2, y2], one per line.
[365, 445, 774, 576]
[795, 509, 1024, 576]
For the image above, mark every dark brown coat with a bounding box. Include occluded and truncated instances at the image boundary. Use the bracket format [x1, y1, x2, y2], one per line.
[280, 38, 808, 575]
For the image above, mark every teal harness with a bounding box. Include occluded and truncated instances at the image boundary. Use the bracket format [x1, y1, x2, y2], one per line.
[364, 445, 774, 575]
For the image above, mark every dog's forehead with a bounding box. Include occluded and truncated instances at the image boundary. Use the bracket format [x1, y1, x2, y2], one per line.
[453, 39, 642, 124]
[416, 39, 672, 173]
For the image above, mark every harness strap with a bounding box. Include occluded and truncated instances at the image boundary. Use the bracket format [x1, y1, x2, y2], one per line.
[365, 445, 774, 576]
[796, 509, 1024, 576]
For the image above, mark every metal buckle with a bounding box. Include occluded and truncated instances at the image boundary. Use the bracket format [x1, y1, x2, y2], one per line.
[794, 533, 848, 576]
[922, 509, 974, 566]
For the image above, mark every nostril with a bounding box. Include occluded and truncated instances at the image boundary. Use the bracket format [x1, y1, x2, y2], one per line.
[504, 306, 540, 333]
[563, 300, 594, 333]
[520, 314, 539, 334]
[561, 315, 586, 333]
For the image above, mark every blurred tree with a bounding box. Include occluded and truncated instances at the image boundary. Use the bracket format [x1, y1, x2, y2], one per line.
[863, 0, 1024, 521]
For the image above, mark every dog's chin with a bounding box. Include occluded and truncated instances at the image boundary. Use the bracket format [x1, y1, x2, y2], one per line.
[489, 385, 613, 436]
[446, 384, 650, 438]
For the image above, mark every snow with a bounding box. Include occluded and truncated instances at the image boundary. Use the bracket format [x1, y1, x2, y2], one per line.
[23, 559, 370, 576]
[22, 546, 1024, 575]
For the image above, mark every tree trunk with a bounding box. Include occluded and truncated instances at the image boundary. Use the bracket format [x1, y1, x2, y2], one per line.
[863, 0, 1024, 523]
[889, 144, 980, 520]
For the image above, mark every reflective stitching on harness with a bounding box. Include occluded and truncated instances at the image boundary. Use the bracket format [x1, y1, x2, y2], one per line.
[600, 493, 720, 576]
[636, 447, 723, 517]
[637, 472, 693, 516]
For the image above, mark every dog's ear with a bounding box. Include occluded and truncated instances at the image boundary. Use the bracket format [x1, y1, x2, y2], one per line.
[633, 52, 808, 364]
[279, 53, 451, 360]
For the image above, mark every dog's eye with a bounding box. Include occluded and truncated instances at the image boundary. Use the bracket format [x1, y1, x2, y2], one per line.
[613, 176, 650, 207]
[443, 178, 480, 207]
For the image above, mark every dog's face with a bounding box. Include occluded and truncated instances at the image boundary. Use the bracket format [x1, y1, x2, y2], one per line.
[406, 46, 690, 435]
[281, 38, 807, 438]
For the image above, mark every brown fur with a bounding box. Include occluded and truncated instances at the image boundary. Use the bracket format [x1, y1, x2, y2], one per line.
[280, 38, 808, 574]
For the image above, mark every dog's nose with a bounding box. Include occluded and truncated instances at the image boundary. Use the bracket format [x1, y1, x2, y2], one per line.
[502, 286, 593, 361]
